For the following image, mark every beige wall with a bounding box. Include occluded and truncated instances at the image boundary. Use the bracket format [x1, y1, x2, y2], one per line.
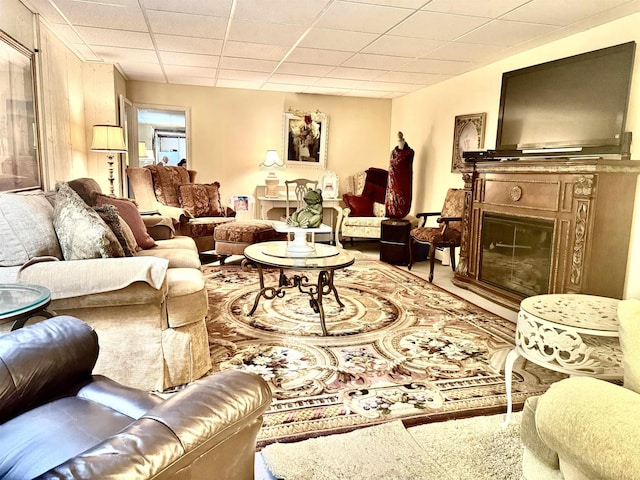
[391, 12, 640, 298]
[125, 82, 392, 199]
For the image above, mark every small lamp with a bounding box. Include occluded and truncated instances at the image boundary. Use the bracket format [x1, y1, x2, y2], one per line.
[91, 124, 127, 195]
[260, 150, 284, 198]
[138, 141, 148, 158]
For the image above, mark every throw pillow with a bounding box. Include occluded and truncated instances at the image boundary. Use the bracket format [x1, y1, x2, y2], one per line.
[0, 191, 63, 267]
[362, 168, 388, 204]
[53, 183, 124, 260]
[95, 194, 156, 249]
[118, 215, 140, 253]
[94, 205, 134, 256]
[342, 193, 374, 217]
[618, 299, 640, 394]
[147, 164, 191, 207]
[178, 183, 224, 217]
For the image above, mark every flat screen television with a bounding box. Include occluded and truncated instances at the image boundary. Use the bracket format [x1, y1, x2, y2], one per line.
[496, 41, 636, 157]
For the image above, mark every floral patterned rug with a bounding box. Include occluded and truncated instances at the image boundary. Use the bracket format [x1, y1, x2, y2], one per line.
[203, 260, 563, 446]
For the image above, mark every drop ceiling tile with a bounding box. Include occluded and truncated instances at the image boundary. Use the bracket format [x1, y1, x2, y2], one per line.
[217, 69, 270, 82]
[342, 88, 394, 98]
[91, 45, 158, 63]
[361, 80, 422, 93]
[160, 52, 219, 68]
[326, 66, 386, 81]
[286, 48, 354, 66]
[363, 35, 445, 57]
[375, 71, 449, 85]
[314, 77, 366, 89]
[390, 11, 489, 40]
[346, 0, 427, 8]
[223, 41, 288, 61]
[71, 45, 102, 62]
[459, 20, 561, 46]
[154, 35, 223, 55]
[117, 61, 164, 75]
[305, 86, 350, 95]
[425, 42, 508, 62]
[276, 62, 335, 76]
[316, 1, 414, 33]
[269, 73, 320, 86]
[46, 24, 85, 45]
[125, 71, 167, 83]
[143, 0, 232, 17]
[342, 53, 412, 70]
[422, 0, 530, 18]
[228, 19, 307, 46]
[75, 26, 154, 49]
[400, 58, 476, 75]
[163, 64, 216, 78]
[170, 76, 217, 87]
[233, 0, 330, 24]
[216, 79, 264, 90]
[503, 0, 630, 26]
[299, 28, 379, 52]
[146, 10, 228, 39]
[219, 57, 279, 72]
[50, 0, 148, 31]
[26, 0, 67, 23]
[262, 82, 309, 93]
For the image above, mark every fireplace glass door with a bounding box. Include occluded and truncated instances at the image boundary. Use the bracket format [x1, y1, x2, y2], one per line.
[480, 214, 553, 297]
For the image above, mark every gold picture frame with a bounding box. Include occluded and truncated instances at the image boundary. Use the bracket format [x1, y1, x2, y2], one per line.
[451, 113, 486, 172]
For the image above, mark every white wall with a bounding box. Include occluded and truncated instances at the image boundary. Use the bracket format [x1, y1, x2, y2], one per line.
[391, 13, 640, 298]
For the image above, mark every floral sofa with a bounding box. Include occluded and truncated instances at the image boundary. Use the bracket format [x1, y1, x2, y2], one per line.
[0, 179, 211, 392]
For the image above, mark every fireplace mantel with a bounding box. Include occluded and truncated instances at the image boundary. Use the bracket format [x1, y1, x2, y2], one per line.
[453, 157, 640, 310]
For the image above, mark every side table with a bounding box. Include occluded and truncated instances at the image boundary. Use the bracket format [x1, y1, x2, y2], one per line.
[380, 218, 411, 265]
[503, 293, 622, 424]
[0, 284, 55, 330]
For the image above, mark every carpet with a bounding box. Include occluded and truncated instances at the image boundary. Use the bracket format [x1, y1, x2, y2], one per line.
[203, 259, 562, 445]
[260, 412, 523, 480]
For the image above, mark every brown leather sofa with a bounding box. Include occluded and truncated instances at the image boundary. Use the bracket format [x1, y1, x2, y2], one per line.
[0, 316, 272, 480]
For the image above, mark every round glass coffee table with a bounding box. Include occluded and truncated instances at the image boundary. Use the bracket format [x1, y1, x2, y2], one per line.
[503, 293, 622, 424]
[0, 284, 54, 330]
[243, 241, 355, 335]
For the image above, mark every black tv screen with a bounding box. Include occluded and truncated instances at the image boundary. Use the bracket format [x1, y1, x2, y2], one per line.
[496, 41, 635, 156]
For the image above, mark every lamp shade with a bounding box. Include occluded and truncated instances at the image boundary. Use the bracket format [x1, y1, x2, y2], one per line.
[138, 142, 148, 157]
[91, 125, 127, 152]
[260, 150, 284, 168]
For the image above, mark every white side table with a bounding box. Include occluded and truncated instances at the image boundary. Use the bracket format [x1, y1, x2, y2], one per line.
[503, 294, 623, 425]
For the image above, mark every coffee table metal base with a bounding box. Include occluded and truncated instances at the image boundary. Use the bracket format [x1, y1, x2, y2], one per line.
[243, 260, 344, 336]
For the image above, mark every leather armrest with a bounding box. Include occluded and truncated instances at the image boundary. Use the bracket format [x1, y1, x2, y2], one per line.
[536, 376, 640, 479]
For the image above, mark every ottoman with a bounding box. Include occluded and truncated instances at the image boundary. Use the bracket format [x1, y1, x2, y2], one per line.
[214, 222, 284, 264]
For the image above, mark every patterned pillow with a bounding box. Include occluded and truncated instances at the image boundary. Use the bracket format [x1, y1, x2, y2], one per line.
[94, 205, 135, 256]
[95, 194, 156, 249]
[53, 183, 124, 260]
[342, 193, 374, 217]
[118, 214, 140, 253]
[147, 164, 191, 207]
[178, 183, 224, 217]
[0, 191, 63, 266]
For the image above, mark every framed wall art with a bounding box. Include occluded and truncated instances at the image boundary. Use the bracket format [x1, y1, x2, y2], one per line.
[0, 31, 41, 192]
[319, 170, 339, 199]
[283, 110, 328, 169]
[451, 113, 486, 172]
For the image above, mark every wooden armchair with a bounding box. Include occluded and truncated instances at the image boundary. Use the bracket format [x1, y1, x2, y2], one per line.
[126, 165, 235, 252]
[408, 188, 465, 281]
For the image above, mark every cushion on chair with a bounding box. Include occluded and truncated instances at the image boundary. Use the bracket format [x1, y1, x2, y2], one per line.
[95, 194, 156, 249]
[440, 189, 465, 233]
[410, 226, 461, 245]
[618, 299, 640, 394]
[343, 193, 374, 217]
[147, 165, 191, 207]
[178, 183, 224, 217]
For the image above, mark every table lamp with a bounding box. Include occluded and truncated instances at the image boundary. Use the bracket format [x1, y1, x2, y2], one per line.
[260, 150, 284, 198]
[91, 124, 127, 195]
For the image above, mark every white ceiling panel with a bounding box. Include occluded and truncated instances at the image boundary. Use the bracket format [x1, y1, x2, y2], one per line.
[146, 10, 228, 39]
[154, 35, 223, 55]
[316, 1, 413, 33]
[299, 28, 379, 52]
[27, 0, 640, 98]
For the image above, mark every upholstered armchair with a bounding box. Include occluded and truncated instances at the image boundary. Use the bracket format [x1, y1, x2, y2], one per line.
[0, 316, 272, 480]
[521, 299, 640, 480]
[408, 188, 465, 281]
[127, 165, 236, 252]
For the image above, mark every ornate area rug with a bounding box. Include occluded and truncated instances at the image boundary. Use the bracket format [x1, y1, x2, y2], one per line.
[203, 260, 562, 446]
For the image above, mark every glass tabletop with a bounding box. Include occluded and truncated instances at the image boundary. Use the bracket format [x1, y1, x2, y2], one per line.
[0, 284, 52, 321]
[244, 241, 355, 270]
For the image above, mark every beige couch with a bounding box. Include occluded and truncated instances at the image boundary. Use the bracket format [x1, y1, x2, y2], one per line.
[0, 181, 212, 392]
[521, 299, 640, 480]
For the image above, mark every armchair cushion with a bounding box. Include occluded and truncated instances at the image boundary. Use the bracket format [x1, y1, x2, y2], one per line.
[96, 194, 156, 249]
[149, 164, 191, 207]
[342, 193, 374, 217]
[178, 182, 224, 217]
[0, 191, 62, 267]
[618, 298, 640, 393]
[53, 183, 124, 260]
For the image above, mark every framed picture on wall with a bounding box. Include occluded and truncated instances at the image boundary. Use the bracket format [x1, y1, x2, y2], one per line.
[451, 113, 486, 172]
[283, 111, 328, 169]
[319, 170, 339, 199]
